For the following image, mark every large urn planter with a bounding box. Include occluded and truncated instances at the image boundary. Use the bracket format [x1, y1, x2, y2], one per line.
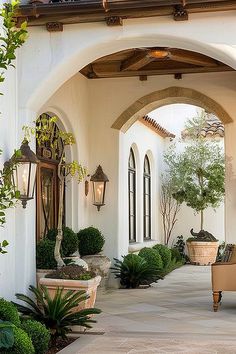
[187, 241, 219, 265]
[39, 275, 101, 311]
[36, 269, 54, 285]
[82, 254, 111, 288]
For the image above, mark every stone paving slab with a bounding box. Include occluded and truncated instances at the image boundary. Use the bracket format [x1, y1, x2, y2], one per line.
[59, 265, 236, 353]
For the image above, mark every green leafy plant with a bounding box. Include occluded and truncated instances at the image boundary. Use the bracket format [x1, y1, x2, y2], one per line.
[0, 1, 28, 253]
[152, 244, 171, 268]
[47, 227, 78, 257]
[36, 239, 57, 270]
[78, 227, 105, 257]
[111, 254, 161, 289]
[164, 111, 225, 230]
[45, 265, 95, 281]
[0, 298, 21, 327]
[21, 320, 50, 354]
[0, 320, 14, 350]
[1, 326, 35, 354]
[170, 248, 183, 263]
[139, 247, 163, 270]
[14, 285, 101, 340]
[23, 115, 86, 267]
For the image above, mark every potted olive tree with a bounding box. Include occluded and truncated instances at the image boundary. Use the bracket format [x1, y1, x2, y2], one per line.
[164, 112, 225, 265]
[23, 116, 101, 307]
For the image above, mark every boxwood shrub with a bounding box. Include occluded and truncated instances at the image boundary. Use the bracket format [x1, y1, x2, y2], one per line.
[139, 247, 163, 270]
[152, 244, 172, 268]
[36, 239, 57, 270]
[0, 298, 20, 327]
[21, 320, 50, 354]
[2, 327, 35, 354]
[46, 227, 78, 257]
[78, 227, 105, 257]
[170, 248, 183, 263]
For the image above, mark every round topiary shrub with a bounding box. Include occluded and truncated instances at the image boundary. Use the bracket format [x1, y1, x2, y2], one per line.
[21, 320, 50, 354]
[152, 244, 172, 268]
[4, 327, 35, 354]
[78, 227, 105, 257]
[36, 239, 57, 270]
[0, 298, 20, 327]
[139, 247, 163, 270]
[170, 248, 183, 263]
[46, 227, 78, 257]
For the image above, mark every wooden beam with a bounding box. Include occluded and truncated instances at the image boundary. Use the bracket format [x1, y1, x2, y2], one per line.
[168, 50, 218, 67]
[121, 49, 170, 71]
[91, 63, 233, 78]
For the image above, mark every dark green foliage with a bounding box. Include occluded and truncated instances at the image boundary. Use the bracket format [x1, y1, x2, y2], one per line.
[2, 327, 35, 354]
[21, 320, 50, 354]
[0, 299, 20, 327]
[14, 285, 101, 340]
[45, 265, 95, 281]
[170, 248, 183, 263]
[36, 239, 57, 270]
[0, 321, 14, 349]
[111, 254, 161, 289]
[173, 236, 185, 257]
[161, 259, 184, 277]
[78, 227, 105, 256]
[46, 227, 78, 257]
[139, 248, 163, 270]
[152, 245, 171, 268]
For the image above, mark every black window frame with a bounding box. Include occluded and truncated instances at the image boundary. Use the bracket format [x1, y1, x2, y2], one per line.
[143, 155, 151, 240]
[128, 148, 136, 243]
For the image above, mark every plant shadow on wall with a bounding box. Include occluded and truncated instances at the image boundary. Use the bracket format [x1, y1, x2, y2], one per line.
[164, 111, 225, 265]
[0, 1, 28, 254]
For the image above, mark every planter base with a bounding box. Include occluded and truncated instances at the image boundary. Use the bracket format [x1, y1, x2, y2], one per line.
[187, 241, 219, 265]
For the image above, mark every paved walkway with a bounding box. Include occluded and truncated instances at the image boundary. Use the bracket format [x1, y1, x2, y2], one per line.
[60, 265, 236, 353]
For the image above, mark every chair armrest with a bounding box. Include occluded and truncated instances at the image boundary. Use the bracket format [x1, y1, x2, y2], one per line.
[212, 263, 236, 291]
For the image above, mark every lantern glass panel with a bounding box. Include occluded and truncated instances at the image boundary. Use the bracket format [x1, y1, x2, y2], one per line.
[14, 162, 30, 197]
[28, 163, 37, 198]
[93, 181, 105, 205]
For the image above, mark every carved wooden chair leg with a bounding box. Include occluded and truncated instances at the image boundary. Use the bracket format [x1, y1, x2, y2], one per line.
[213, 291, 221, 312]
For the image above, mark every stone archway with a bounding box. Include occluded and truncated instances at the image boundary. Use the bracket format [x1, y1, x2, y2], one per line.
[112, 87, 233, 132]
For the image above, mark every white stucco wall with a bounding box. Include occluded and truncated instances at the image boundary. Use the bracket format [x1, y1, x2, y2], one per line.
[1, 10, 236, 297]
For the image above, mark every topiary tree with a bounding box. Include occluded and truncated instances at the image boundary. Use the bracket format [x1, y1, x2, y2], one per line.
[46, 227, 78, 257]
[152, 244, 171, 268]
[139, 247, 163, 270]
[21, 320, 50, 354]
[78, 227, 105, 257]
[164, 111, 225, 231]
[0, 1, 28, 254]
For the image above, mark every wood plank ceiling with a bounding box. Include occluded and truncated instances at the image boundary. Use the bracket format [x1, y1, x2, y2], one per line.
[80, 47, 233, 79]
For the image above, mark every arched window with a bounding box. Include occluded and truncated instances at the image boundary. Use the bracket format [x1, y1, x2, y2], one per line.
[143, 155, 151, 240]
[36, 113, 65, 241]
[128, 148, 136, 242]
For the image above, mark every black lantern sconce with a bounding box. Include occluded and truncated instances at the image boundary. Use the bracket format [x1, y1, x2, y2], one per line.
[90, 165, 109, 211]
[8, 140, 39, 208]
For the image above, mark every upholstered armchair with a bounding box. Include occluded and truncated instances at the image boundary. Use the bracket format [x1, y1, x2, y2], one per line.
[211, 256, 236, 311]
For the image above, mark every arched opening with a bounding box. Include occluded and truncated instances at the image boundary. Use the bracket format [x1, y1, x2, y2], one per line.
[112, 87, 233, 132]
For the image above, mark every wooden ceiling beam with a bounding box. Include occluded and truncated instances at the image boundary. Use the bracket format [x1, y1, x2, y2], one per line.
[92, 63, 232, 78]
[167, 50, 218, 66]
[121, 49, 170, 71]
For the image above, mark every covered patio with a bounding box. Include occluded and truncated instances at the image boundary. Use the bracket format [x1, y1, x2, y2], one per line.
[60, 265, 236, 353]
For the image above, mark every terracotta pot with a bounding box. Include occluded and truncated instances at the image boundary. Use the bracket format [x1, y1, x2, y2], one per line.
[39, 276, 101, 311]
[187, 241, 219, 265]
[82, 254, 111, 288]
[36, 268, 55, 285]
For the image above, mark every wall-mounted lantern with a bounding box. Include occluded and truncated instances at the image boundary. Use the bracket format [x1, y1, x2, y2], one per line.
[90, 165, 109, 211]
[10, 140, 39, 208]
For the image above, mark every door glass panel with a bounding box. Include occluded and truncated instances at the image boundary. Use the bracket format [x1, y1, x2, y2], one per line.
[40, 167, 55, 239]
